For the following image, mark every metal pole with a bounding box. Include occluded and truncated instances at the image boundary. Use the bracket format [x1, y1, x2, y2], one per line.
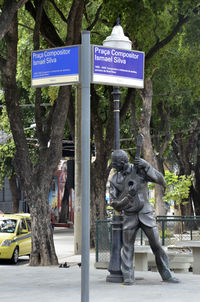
[74, 86, 82, 254]
[112, 86, 121, 150]
[106, 87, 123, 283]
[81, 30, 91, 302]
[140, 229, 143, 245]
[162, 220, 165, 246]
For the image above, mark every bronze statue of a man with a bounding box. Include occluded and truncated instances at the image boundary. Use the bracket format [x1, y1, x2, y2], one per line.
[109, 149, 179, 285]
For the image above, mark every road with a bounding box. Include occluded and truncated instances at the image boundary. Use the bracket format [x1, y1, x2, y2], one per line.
[0, 227, 78, 266]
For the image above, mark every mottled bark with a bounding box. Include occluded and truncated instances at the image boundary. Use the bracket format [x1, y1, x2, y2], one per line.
[90, 160, 109, 247]
[139, 79, 166, 216]
[29, 190, 57, 266]
[192, 134, 200, 214]
[0, 0, 29, 41]
[172, 126, 200, 216]
[9, 174, 21, 213]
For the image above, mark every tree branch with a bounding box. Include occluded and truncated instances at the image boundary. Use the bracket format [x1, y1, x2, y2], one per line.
[86, 3, 103, 31]
[0, 0, 29, 41]
[146, 6, 200, 62]
[2, 13, 33, 187]
[120, 88, 135, 120]
[49, 0, 68, 24]
[18, 22, 33, 31]
[25, 0, 64, 47]
[66, 0, 84, 45]
[33, 0, 45, 50]
[46, 86, 71, 173]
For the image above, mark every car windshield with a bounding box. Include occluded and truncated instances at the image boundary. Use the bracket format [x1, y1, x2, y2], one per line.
[0, 219, 17, 233]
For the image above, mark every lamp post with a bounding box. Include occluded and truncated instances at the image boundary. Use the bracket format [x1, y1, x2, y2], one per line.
[103, 23, 132, 150]
[103, 22, 132, 283]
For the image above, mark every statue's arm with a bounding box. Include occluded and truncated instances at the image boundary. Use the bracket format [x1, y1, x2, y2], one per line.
[146, 165, 166, 188]
[134, 158, 166, 189]
[109, 181, 130, 211]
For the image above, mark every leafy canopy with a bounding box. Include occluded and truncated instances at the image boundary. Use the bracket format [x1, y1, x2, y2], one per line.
[163, 170, 193, 206]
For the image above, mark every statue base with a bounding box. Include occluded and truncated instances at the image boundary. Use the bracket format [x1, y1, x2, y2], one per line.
[106, 273, 123, 283]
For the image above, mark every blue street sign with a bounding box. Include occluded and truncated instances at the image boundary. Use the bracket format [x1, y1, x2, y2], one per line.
[92, 45, 144, 88]
[31, 46, 79, 87]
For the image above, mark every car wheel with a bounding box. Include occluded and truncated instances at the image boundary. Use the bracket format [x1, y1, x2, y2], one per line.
[11, 248, 19, 264]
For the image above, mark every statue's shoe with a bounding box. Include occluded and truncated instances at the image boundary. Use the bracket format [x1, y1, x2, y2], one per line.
[163, 277, 180, 283]
[123, 279, 134, 285]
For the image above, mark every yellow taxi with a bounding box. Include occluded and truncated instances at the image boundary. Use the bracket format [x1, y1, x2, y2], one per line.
[0, 213, 31, 264]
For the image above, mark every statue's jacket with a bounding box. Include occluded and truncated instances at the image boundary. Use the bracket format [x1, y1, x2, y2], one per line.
[110, 163, 166, 228]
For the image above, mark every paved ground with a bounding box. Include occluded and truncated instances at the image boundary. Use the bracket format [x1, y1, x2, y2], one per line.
[1, 228, 200, 302]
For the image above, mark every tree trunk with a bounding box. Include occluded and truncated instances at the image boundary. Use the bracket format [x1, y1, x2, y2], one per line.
[172, 127, 200, 216]
[0, 13, 68, 266]
[0, 0, 29, 41]
[90, 85, 114, 247]
[29, 189, 58, 266]
[90, 161, 109, 248]
[9, 173, 21, 213]
[139, 79, 166, 216]
[189, 132, 200, 215]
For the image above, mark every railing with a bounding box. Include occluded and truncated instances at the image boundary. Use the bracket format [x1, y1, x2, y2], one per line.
[156, 216, 200, 245]
[95, 219, 112, 263]
[96, 216, 200, 266]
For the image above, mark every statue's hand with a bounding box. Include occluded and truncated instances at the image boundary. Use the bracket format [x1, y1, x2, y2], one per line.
[111, 195, 130, 211]
[128, 188, 136, 196]
[134, 158, 150, 171]
[111, 200, 121, 211]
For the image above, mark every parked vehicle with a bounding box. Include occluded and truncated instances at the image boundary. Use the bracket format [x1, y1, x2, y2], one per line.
[0, 213, 31, 264]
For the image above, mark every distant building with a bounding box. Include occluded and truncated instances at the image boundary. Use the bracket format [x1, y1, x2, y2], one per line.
[0, 160, 74, 225]
[0, 177, 26, 213]
[0, 139, 75, 216]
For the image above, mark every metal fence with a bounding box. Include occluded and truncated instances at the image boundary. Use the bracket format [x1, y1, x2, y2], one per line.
[96, 216, 200, 266]
[95, 220, 111, 264]
[157, 216, 200, 245]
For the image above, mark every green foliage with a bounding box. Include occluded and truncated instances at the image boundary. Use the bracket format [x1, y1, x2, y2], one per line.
[148, 182, 155, 206]
[0, 140, 15, 187]
[0, 108, 15, 187]
[149, 197, 155, 207]
[163, 170, 193, 206]
[148, 182, 155, 190]
[159, 227, 172, 238]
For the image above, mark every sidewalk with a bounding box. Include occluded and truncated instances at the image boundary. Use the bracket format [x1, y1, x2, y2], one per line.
[0, 228, 200, 302]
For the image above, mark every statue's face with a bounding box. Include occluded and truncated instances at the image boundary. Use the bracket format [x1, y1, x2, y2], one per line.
[112, 159, 124, 172]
